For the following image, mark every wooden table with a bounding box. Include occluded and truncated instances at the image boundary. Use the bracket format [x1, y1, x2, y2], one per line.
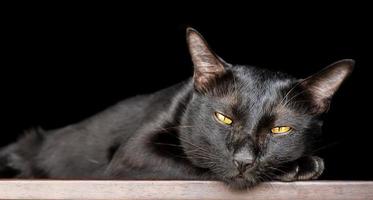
[0, 180, 372, 200]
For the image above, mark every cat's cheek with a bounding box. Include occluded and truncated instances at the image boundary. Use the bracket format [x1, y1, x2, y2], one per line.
[259, 133, 303, 163]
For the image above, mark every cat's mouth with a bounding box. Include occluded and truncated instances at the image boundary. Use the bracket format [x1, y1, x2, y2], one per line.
[218, 168, 263, 190]
[216, 163, 273, 190]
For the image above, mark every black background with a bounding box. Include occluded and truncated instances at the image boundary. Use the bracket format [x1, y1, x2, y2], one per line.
[1, 3, 372, 180]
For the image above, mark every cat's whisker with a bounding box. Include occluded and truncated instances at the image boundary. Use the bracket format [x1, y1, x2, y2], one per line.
[150, 128, 214, 155]
[184, 152, 215, 159]
[177, 136, 212, 153]
[177, 140, 223, 161]
[259, 173, 275, 189]
[279, 83, 301, 106]
[149, 133, 223, 162]
[267, 166, 287, 175]
[279, 68, 323, 106]
[260, 174, 277, 190]
[155, 125, 196, 133]
[282, 90, 307, 107]
[232, 71, 240, 99]
[162, 138, 222, 163]
[307, 141, 340, 155]
[151, 142, 183, 148]
[184, 150, 222, 161]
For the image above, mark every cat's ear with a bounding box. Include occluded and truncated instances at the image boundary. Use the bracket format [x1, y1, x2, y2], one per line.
[186, 28, 228, 92]
[301, 59, 354, 113]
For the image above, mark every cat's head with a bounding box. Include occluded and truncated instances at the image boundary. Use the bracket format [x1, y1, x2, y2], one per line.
[179, 28, 354, 189]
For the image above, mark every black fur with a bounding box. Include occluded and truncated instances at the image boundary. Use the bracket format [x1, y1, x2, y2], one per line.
[0, 28, 353, 190]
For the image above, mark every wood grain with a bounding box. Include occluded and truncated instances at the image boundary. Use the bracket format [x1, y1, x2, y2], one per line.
[0, 180, 372, 200]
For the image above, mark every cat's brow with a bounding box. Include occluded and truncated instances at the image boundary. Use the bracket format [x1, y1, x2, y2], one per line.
[219, 95, 239, 106]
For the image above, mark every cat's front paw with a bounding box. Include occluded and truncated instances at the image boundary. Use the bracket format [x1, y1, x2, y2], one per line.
[275, 156, 324, 181]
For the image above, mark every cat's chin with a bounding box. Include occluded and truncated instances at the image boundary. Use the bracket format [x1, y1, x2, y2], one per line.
[223, 176, 261, 190]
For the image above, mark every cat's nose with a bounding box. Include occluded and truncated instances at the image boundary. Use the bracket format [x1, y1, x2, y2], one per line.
[233, 159, 254, 173]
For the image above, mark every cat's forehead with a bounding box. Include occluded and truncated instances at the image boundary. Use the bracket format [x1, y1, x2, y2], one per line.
[205, 65, 297, 116]
[221, 65, 298, 116]
[232, 65, 296, 99]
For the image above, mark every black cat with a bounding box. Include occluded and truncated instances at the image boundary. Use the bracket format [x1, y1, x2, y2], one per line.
[0, 28, 353, 190]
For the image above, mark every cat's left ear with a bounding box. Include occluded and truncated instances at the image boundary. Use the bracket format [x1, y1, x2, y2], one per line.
[186, 28, 229, 92]
[301, 59, 355, 113]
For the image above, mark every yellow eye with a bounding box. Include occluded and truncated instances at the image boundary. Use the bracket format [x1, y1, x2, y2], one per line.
[271, 126, 292, 134]
[214, 112, 233, 125]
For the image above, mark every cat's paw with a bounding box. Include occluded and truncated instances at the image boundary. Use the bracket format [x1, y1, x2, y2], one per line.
[275, 156, 324, 181]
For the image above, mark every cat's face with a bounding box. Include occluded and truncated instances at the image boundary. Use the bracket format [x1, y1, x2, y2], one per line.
[179, 28, 353, 189]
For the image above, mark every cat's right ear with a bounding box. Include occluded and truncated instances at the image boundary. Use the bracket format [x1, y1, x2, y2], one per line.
[186, 28, 227, 93]
[300, 59, 354, 114]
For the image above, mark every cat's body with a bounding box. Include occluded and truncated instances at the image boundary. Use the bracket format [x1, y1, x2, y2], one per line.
[0, 29, 353, 190]
[0, 81, 197, 179]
